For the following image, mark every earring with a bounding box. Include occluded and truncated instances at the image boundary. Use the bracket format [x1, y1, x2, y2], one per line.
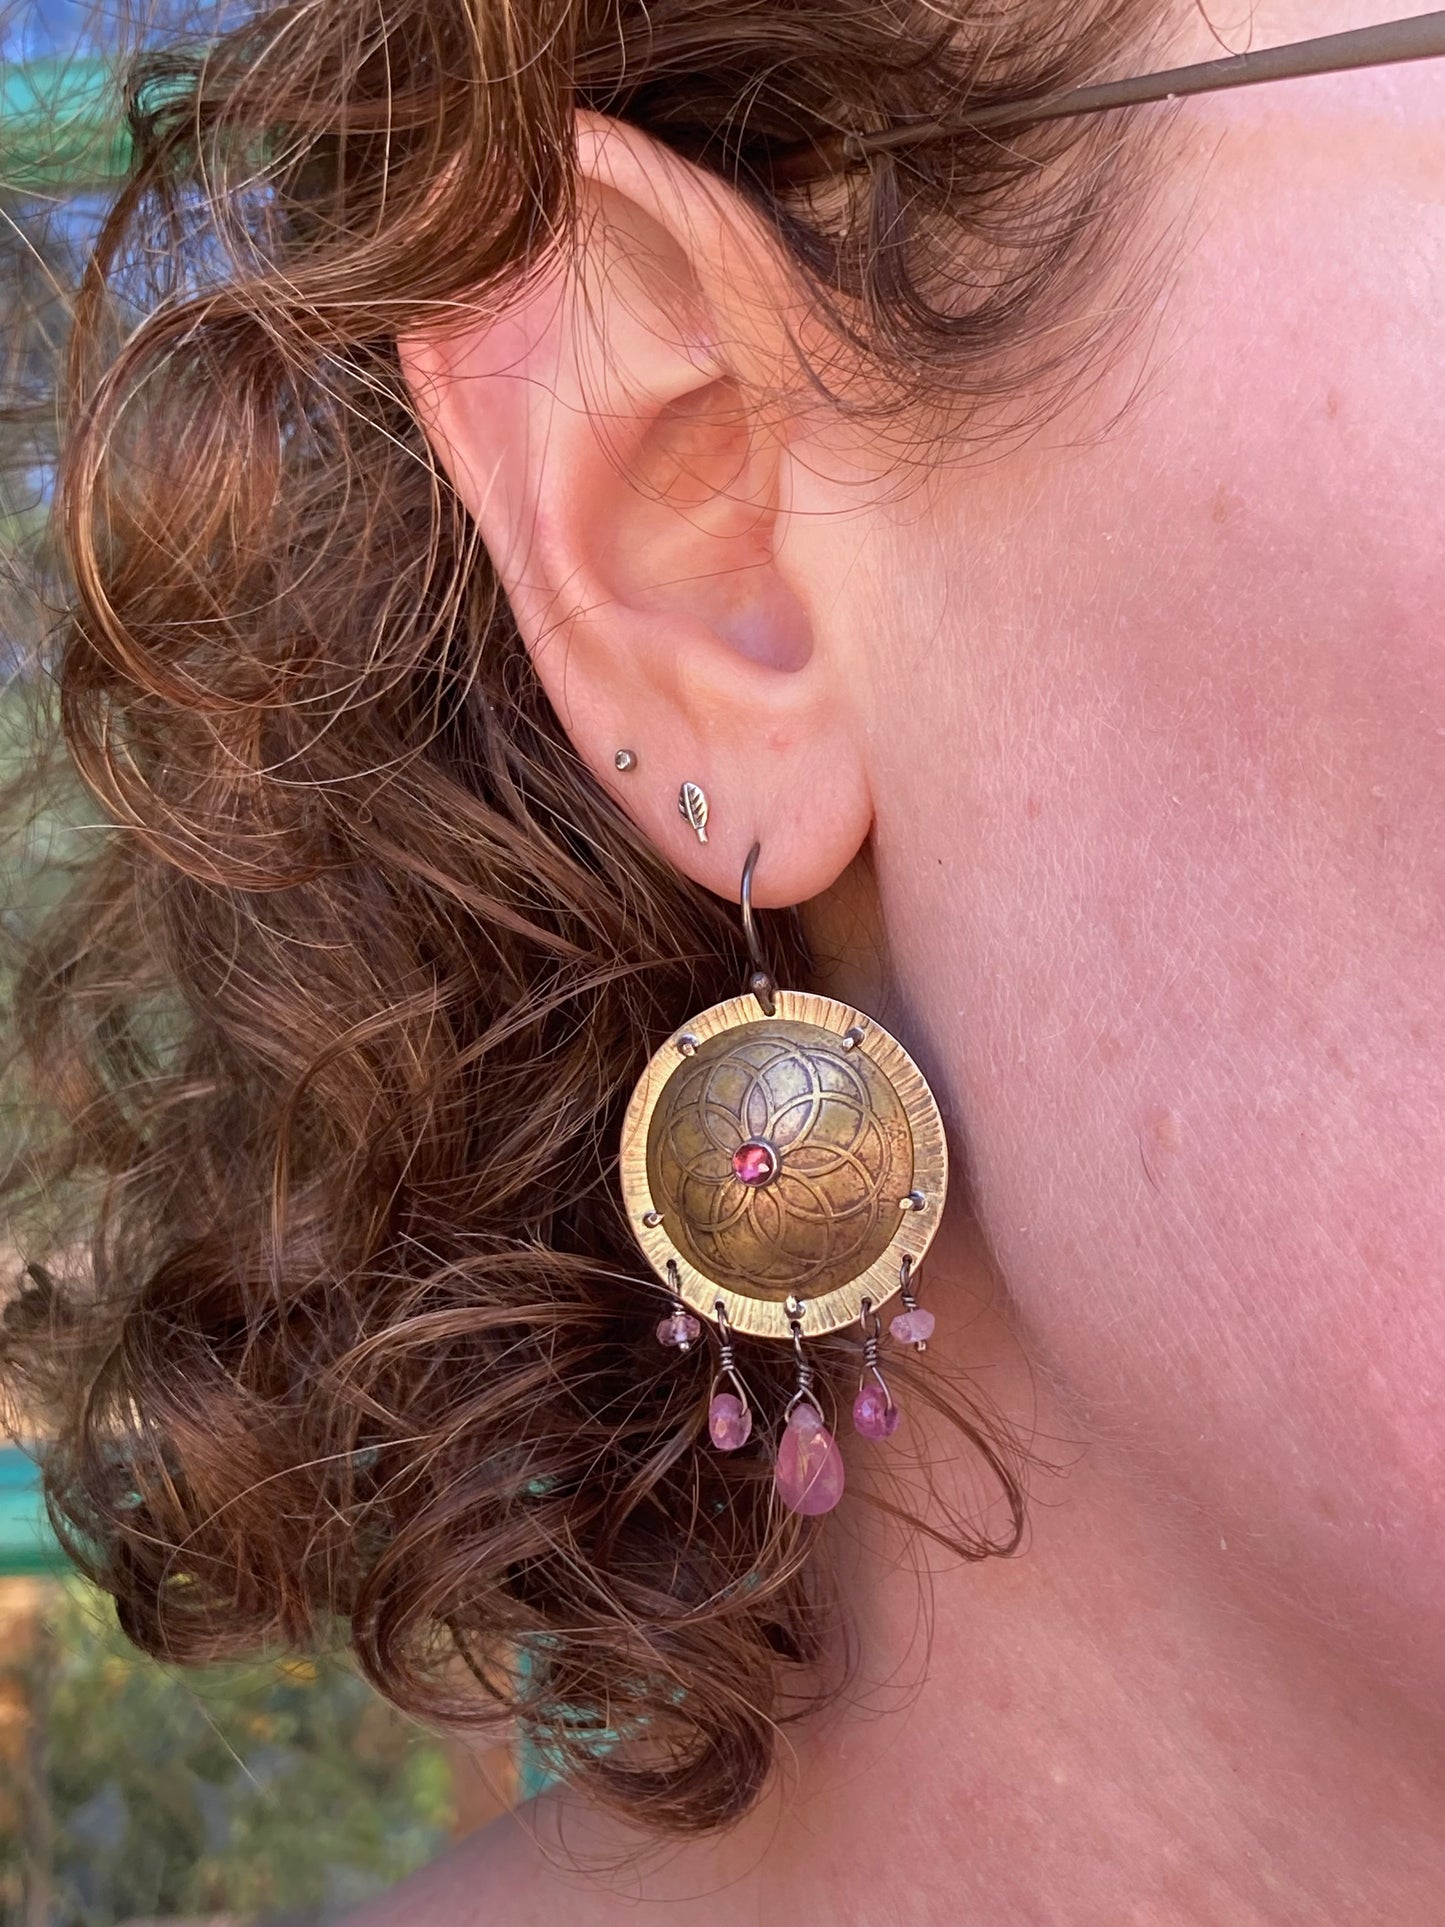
[614, 748, 638, 773]
[619, 842, 946, 1515]
[678, 780, 709, 844]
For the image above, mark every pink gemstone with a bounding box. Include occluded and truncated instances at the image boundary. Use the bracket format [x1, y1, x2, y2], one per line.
[657, 1311, 701, 1349]
[852, 1381, 901, 1440]
[730, 1139, 778, 1187]
[709, 1392, 752, 1451]
[774, 1404, 846, 1515]
[890, 1306, 936, 1346]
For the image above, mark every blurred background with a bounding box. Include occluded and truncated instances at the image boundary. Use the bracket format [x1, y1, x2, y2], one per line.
[0, 4, 523, 1919]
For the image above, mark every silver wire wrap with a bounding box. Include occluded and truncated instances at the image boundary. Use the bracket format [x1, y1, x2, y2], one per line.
[784, 1300, 821, 1419]
[711, 1298, 752, 1411]
[859, 1296, 895, 1410]
[897, 1252, 929, 1352]
[663, 1257, 696, 1351]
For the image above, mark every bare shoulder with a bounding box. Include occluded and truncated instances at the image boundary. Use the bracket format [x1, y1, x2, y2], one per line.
[339, 1790, 749, 1927]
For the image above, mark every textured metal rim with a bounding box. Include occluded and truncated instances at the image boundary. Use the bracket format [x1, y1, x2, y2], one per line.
[619, 988, 948, 1338]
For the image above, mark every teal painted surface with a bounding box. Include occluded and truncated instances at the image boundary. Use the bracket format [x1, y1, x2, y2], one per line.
[513, 1642, 618, 1803]
[516, 1741, 558, 1804]
[0, 56, 131, 194]
[0, 1443, 66, 1577]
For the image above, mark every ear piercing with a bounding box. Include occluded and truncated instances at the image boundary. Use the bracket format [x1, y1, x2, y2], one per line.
[616, 758, 712, 849]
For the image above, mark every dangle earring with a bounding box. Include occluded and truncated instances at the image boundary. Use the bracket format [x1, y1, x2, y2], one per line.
[706, 1300, 752, 1450]
[620, 841, 948, 1516]
[852, 1298, 900, 1439]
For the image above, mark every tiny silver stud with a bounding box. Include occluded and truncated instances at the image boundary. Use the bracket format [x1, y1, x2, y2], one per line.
[642, 1209, 663, 1228]
[614, 748, 637, 773]
[676, 1033, 699, 1057]
[840, 1026, 867, 1051]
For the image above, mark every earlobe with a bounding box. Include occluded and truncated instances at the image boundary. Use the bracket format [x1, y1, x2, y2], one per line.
[396, 114, 872, 910]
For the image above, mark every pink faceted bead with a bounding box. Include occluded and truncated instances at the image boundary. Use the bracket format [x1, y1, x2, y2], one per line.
[730, 1139, 779, 1186]
[889, 1306, 936, 1346]
[774, 1404, 846, 1516]
[709, 1392, 752, 1451]
[656, 1311, 701, 1349]
[852, 1381, 901, 1440]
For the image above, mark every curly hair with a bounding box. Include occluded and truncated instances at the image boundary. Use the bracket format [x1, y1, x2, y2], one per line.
[4, 0, 1173, 1835]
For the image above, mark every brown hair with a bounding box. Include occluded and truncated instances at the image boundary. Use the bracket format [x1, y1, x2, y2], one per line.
[5, 0, 1169, 1834]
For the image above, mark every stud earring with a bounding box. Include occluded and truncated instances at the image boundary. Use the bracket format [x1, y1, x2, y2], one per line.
[678, 781, 709, 844]
[619, 842, 946, 1515]
[614, 748, 638, 773]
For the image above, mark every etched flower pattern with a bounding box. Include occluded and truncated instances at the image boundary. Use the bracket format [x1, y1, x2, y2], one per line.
[646, 1023, 914, 1296]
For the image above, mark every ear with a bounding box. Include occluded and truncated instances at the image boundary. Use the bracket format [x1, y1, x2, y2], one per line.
[396, 114, 872, 910]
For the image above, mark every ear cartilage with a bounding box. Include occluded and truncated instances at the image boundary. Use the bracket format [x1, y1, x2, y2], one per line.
[614, 748, 638, 773]
[678, 781, 710, 844]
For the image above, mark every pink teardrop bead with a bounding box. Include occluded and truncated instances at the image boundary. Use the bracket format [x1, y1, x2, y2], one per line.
[708, 1392, 752, 1451]
[852, 1381, 901, 1440]
[774, 1404, 846, 1515]
[890, 1306, 936, 1346]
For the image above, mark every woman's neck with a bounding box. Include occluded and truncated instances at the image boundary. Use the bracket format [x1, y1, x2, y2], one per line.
[351, 881, 1445, 1923]
[349, 1221, 1445, 1926]
[827, 1241, 1445, 1923]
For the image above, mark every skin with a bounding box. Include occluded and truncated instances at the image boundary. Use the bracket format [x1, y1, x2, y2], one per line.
[370, 1, 1445, 1919]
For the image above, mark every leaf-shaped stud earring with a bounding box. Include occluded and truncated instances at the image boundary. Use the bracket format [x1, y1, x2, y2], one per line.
[678, 781, 709, 844]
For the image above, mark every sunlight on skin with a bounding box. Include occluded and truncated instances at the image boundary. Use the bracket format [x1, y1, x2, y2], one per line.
[864, 0, 1445, 1689]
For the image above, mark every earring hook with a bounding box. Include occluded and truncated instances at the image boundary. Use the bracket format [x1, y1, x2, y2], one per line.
[739, 842, 777, 1016]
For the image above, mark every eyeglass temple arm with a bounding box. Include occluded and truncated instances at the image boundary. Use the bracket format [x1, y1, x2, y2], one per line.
[775, 9, 1445, 181]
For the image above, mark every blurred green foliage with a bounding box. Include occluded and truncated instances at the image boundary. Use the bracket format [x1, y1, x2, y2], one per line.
[1, 1579, 455, 1925]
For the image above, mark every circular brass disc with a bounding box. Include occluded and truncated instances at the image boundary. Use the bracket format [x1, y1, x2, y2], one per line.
[619, 989, 947, 1338]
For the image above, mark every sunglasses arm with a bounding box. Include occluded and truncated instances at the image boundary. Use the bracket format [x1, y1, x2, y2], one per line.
[773, 9, 1445, 183]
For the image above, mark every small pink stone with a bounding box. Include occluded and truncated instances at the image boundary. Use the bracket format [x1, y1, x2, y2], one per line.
[774, 1403, 846, 1515]
[889, 1306, 936, 1346]
[709, 1392, 752, 1451]
[852, 1381, 901, 1440]
[657, 1311, 701, 1349]
[730, 1139, 778, 1187]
